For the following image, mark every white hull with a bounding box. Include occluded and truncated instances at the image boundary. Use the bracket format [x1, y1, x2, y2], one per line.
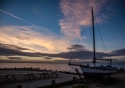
[81, 66, 117, 73]
[80, 66, 117, 78]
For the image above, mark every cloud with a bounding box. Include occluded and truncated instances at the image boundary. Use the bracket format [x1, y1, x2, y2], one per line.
[0, 43, 42, 57]
[44, 48, 125, 60]
[37, 45, 125, 60]
[43, 56, 52, 59]
[67, 44, 87, 51]
[59, 0, 108, 39]
[0, 43, 30, 51]
[0, 9, 35, 26]
[0, 43, 94, 59]
[44, 50, 103, 59]
[0, 43, 125, 62]
[8, 57, 22, 60]
[110, 49, 125, 56]
[0, 26, 70, 53]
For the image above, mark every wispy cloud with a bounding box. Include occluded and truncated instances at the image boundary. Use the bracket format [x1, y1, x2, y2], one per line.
[0, 43, 42, 57]
[0, 43, 30, 51]
[0, 9, 35, 26]
[8, 57, 22, 60]
[0, 26, 70, 53]
[59, 0, 108, 39]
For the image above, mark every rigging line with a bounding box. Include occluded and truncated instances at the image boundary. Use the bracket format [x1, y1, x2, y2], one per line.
[69, 65, 74, 70]
[85, 11, 92, 64]
[69, 29, 84, 64]
[68, 27, 85, 64]
[94, 17, 108, 59]
[69, 10, 91, 65]
[68, 26, 86, 69]
[87, 24, 92, 63]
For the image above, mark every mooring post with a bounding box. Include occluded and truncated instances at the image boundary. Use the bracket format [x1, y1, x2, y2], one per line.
[73, 77, 77, 80]
[17, 84, 22, 88]
[38, 67, 40, 70]
[51, 80, 55, 85]
[51, 80, 56, 88]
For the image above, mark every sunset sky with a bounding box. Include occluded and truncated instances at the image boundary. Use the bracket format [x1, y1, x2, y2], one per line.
[0, 0, 125, 64]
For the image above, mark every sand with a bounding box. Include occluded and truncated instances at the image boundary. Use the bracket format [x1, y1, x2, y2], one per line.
[0, 70, 125, 88]
[0, 70, 81, 88]
[60, 72, 125, 88]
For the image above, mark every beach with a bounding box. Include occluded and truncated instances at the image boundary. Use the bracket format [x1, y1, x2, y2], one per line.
[0, 68, 125, 88]
[0, 69, 82, 88]
[61, 72, 125, 88]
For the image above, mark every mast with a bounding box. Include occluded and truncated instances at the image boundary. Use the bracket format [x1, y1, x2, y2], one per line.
[91, 7, 96, 66]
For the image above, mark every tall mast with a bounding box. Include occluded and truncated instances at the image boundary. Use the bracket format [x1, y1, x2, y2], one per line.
[91, 7, 96, 66]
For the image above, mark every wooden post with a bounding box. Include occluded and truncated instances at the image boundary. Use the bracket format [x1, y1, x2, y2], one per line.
[51, 80, 55, 85]
[73, 77, 77, 80]
[17, 84, 22, 88]
[51, 80, 56, 88]
[75, 68, 81, 79]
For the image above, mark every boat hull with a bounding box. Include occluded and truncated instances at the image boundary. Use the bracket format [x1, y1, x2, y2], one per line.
[80, 66, 117, 78]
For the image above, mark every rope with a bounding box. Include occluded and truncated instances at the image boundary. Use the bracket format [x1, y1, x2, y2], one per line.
[87, 23, 92, 64]
[68, 10, 91, 67]
[94, 17, 108, 59]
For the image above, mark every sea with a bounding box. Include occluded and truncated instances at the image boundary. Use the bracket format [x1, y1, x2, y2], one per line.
[0, 63, 125, 73]
[0, 63, 75, 72]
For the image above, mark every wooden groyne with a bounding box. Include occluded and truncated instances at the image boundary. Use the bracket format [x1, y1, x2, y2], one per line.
[0, 67, 124, 74]
[1, 67, 124, 88]
[0, 67, 40, 71]
[0, 68, 83, 88]
[0, 67, 80, 74]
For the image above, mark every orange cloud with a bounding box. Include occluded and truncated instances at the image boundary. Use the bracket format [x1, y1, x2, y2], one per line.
[0, 26, 70, 53]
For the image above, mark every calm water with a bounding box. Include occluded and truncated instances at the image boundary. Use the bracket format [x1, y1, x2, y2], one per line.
[0, 63, 124, 73]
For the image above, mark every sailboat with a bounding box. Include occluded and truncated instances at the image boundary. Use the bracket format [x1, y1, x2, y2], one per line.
[68, 7, 117, 78]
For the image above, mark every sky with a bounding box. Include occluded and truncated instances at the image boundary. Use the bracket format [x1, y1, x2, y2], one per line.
[0, 0, 125, 65]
